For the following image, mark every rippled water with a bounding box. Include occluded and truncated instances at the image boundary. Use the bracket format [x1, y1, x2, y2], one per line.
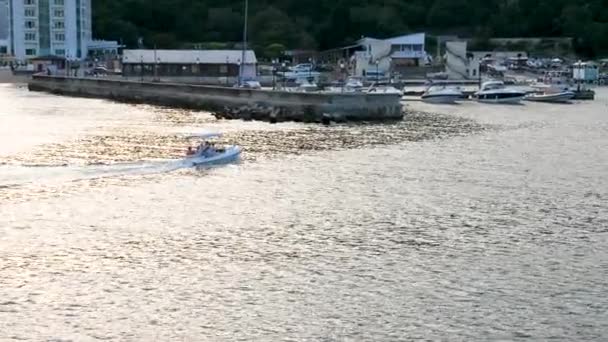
[1, 84, 607, 341]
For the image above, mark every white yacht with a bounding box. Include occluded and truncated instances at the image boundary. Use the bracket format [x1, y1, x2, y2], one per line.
[525, 85, 575, 103]
[421, 85, 464, 104]
[367, 84, 403, 95]
[474, 81, 526, 104]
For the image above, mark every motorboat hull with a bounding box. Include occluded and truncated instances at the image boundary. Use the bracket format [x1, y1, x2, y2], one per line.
[421, 94, 463, 104]
[185, 146, 241, 167]
[525, 91, 575, 103]
[476, 81, 526, 104]
[475, 93, 526, 104]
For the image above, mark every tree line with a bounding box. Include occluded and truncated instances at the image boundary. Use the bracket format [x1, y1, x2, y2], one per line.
[93, 0, 608, 58]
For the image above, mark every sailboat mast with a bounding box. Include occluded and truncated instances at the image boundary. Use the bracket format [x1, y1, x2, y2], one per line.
[239, 0, 249, 86]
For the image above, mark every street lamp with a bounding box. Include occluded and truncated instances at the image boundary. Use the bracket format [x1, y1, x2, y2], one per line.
[375, 60, 379, 84]
[140, 55, 144, 82]
[236, 59, 241, 87]
[308, 57, 312, 82]
[225, 56, 230, 86]
[155, 57, 161, 82]
[272, 59, 277, 90]
[239, 0, 249, 87]
[66, 54, 70, 78]
[281, 62, 286, 88]
[123, 55, 128, 80]
[196, 57, 200, 84]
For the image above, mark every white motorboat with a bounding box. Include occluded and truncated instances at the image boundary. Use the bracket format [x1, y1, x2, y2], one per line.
[323, 77, 364, 93]
[421, 85, 464, 104]
[525, 84, 576, 103]
[474, 81, 526, 104]
[345, 77, 364, 89]
[366, 83, 403, 95]
[183, 133, 241, 167]
[283, 79, 318, 92]
[185, 145, 242, 167]
[525, 88, 575, 103]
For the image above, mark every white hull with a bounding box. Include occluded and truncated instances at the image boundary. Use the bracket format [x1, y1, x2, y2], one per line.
[185, 146, 241, 167]
[421, 94, 463, 104]
[476, 95, 525, 104]
[525, 92, 575, 103]
[475, 81, 526, 104]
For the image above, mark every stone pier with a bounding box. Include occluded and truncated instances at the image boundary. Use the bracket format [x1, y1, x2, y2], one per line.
[28, 75, 404, 123]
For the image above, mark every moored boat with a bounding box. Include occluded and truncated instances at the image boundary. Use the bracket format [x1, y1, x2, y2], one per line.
[421, 85, 464, 104]
[366, 83, 403, 95]
[525, 87, 575, 103]
[474, 81, 526, 104]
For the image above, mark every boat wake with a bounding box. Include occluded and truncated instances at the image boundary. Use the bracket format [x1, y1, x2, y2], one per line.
[0, 159, 190, 189]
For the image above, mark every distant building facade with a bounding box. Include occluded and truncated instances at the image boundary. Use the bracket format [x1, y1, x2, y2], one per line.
[122, 49, 257, 84]
[0, 0, 9, 56]
[573, 61, 599, 82]
[320, 33, 429, 79]
[355, 33, 428, 77]
[3, 0, 92, 61]
[445, 41, 480, 80]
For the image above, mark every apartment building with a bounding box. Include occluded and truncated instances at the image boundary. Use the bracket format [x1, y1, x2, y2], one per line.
[3, 0, 92, 60]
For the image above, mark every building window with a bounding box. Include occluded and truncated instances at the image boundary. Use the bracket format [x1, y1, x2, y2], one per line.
[54, 33, 65, 41]
[25, 20, 36, 29]
[0, 46, 7, 54]
[24, 0, 36, 5]
[25, 32, 37, 41]
[53, 21, 64, 29]
[220, 65, 228, 74]
[24, 8, 36, 17]
[55, 49, 65, 56]
[25, 48, 37, 56]
[53, 0, 64, 4]
[53, 9, 64, 17]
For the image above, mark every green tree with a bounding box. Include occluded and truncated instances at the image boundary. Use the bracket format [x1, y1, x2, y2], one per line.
[91, 0, 608, 58]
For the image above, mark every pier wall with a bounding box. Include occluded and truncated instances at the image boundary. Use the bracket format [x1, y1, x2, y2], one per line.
[28, 75, 403, 123]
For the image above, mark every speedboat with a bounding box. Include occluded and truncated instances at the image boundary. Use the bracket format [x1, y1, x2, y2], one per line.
[421, 85, 464, 104]
[525, 86, 575, 103]
[366, 83, 403, 95]
[474, 81, 526, 104]
[183, 133, 241, 167]
[185, 145, 241, 167]
[323, 77, 364, 93]
[345, 77, 364, 90]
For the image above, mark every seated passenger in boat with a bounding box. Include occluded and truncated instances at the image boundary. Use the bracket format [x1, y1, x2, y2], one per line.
[186, 146, 195, 156]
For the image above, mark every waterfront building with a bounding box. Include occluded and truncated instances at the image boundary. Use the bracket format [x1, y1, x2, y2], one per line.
[573, 61, 599, 83]
[122, 49, 257, 84]
[320, 32, 429, 79]
[445, 41, 480, 80]
[2, 0, 92, 61]
[354, 33, 429, 78]
[0, 0, 9, 57]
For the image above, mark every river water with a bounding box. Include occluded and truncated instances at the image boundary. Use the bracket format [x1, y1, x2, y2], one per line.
[1, 84, 607, 341]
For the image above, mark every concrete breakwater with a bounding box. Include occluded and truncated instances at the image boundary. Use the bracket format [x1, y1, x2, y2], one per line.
[28, 75, 404, 123]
